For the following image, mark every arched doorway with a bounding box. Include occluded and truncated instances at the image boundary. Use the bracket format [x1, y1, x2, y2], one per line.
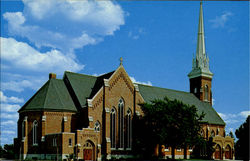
[83, 140, 95, 161]
[225, 145, 232, 159]
[215, 144, 222, 160]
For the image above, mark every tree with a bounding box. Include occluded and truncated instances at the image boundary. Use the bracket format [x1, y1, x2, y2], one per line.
[133, 97, 204, 159]
[235, 115, 249, 160]
[229, 131, 235, 139]
[192, 136, 215, 159]
[0, 144, 15, 159]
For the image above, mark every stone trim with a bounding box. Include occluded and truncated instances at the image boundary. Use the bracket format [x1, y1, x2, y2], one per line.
[106, 137, 111, 143]
[105, 107, 110, 113]
[89, 116, 93, 122]
[134, 84, 139, 92]
[41, 136, 45, 142]
[104, 79, 110, 87]
[42, 115, 46, 121]
[87, 99, 93, 107]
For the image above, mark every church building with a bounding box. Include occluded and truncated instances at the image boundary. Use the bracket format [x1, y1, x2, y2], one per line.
[14, 2, 234, 160]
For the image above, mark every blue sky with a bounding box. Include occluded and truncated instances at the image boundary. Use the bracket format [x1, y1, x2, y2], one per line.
[0, 0, 249, 145]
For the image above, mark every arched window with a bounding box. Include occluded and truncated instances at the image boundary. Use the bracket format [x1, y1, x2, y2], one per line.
[110, 108, 116, 148]
[216, 128, 219, 136]
[118, 98, 124, 149]
[33, 120, 38, 145]
[200, 129, 204, 137]
[206, 128, 209, 139]
[204, 85, 209, 101]
[126, 109, 132, 149]
[211, 130, 215, 137]
[94, 121, 100, 132]
[22, 120, 25, 139]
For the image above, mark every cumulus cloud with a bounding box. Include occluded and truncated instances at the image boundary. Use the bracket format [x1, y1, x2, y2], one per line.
[130, 76, 152, 86]
[209, 11, 233, 28]
[128, 28, 145, 40]
[1, 113, 19, 119]
[1, 120, 16, 126]
[1, 37, 84, 74]
[1, 104, 21, 112]
[1, 130, 16, 135]
[0, 91, 24, 103]
[3, 0, 125, 52]
[219, 110, 250, 125]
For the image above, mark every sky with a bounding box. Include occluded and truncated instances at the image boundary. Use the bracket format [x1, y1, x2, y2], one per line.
[0, 0, 249, 146]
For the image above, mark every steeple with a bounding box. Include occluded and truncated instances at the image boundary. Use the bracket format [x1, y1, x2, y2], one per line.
[188, 2, 213, 79]
[188, 2, 213, 104]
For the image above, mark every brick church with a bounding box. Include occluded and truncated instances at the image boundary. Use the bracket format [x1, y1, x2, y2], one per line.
[14, 2, 234, 160]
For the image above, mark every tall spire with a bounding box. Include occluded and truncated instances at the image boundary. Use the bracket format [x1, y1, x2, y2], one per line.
[188, 2, 213, 79]
[196, 1, 206, 60]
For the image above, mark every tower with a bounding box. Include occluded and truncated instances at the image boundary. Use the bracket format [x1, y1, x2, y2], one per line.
[188, 2, 213, 104]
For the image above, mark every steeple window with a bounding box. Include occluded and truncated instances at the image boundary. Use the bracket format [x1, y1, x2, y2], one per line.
[205, 85, 209, 101]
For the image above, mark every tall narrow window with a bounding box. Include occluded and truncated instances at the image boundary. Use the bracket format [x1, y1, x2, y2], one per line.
[110, 108, 116, 149]
[94, 121, 100, 132]
[69, 138, 72, 146]
[118, 98, 124, 149]
[204, 85, 209, 101]
[211, 130, 215, 137]
[126, 109, 132, 149]
[33, 120, 38, 145]
[22, 120, 25, 139]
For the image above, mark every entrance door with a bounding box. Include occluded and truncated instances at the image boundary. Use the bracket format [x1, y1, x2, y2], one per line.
[84, 149, 93, 161]
[83, 140, 95, 161]
[215, 144, 222, 160]
[225, 145, 231, 159]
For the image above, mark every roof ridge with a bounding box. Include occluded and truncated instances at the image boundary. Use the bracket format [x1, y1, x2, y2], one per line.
[65, 71, 97, 78]
[19, 80, 50, 112]
[51, 79, 66, 109]
[43, 79, 53, 109]
[138, 83, 191, 95]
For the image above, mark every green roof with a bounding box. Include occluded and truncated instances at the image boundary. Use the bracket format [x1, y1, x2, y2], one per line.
[138, 84, 225, 125]
[19, 78, 77, 112]
[63, 71, 114, 107]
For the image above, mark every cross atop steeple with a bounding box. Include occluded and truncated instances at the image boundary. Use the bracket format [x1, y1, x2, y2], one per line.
[119, 57, 123, 66]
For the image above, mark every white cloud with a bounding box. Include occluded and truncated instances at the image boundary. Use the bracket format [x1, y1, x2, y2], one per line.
[218, 110, 250, 125]
[239, 111, 250, 118]
[209, 11, 233, 28]
[1, 79, 44, 92]
[1, 104, 21, 113]
[0, 91, 24, 103]
[130, 76, 152, 86]
[1, 130, 16, 135]
[128, 28, 145, 40]
[1, 120, 16, 126]
[3, 0, 125, 52]
[1, 113, 19, 119]
[1, 37, 84, 74]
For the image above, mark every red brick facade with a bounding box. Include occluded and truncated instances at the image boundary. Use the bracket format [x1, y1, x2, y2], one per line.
[15, 65, 234, 160]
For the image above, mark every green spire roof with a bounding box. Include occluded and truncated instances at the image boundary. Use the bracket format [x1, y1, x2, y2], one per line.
[138, 84, 225, 125]
[188, 2, 213, 79]
[19, 78, 77, 112]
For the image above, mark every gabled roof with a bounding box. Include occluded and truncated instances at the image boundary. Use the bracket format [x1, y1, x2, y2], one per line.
[137, 84, 225, 125]
[19, 78, 77, 113]
[63, 71, 114, 107]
